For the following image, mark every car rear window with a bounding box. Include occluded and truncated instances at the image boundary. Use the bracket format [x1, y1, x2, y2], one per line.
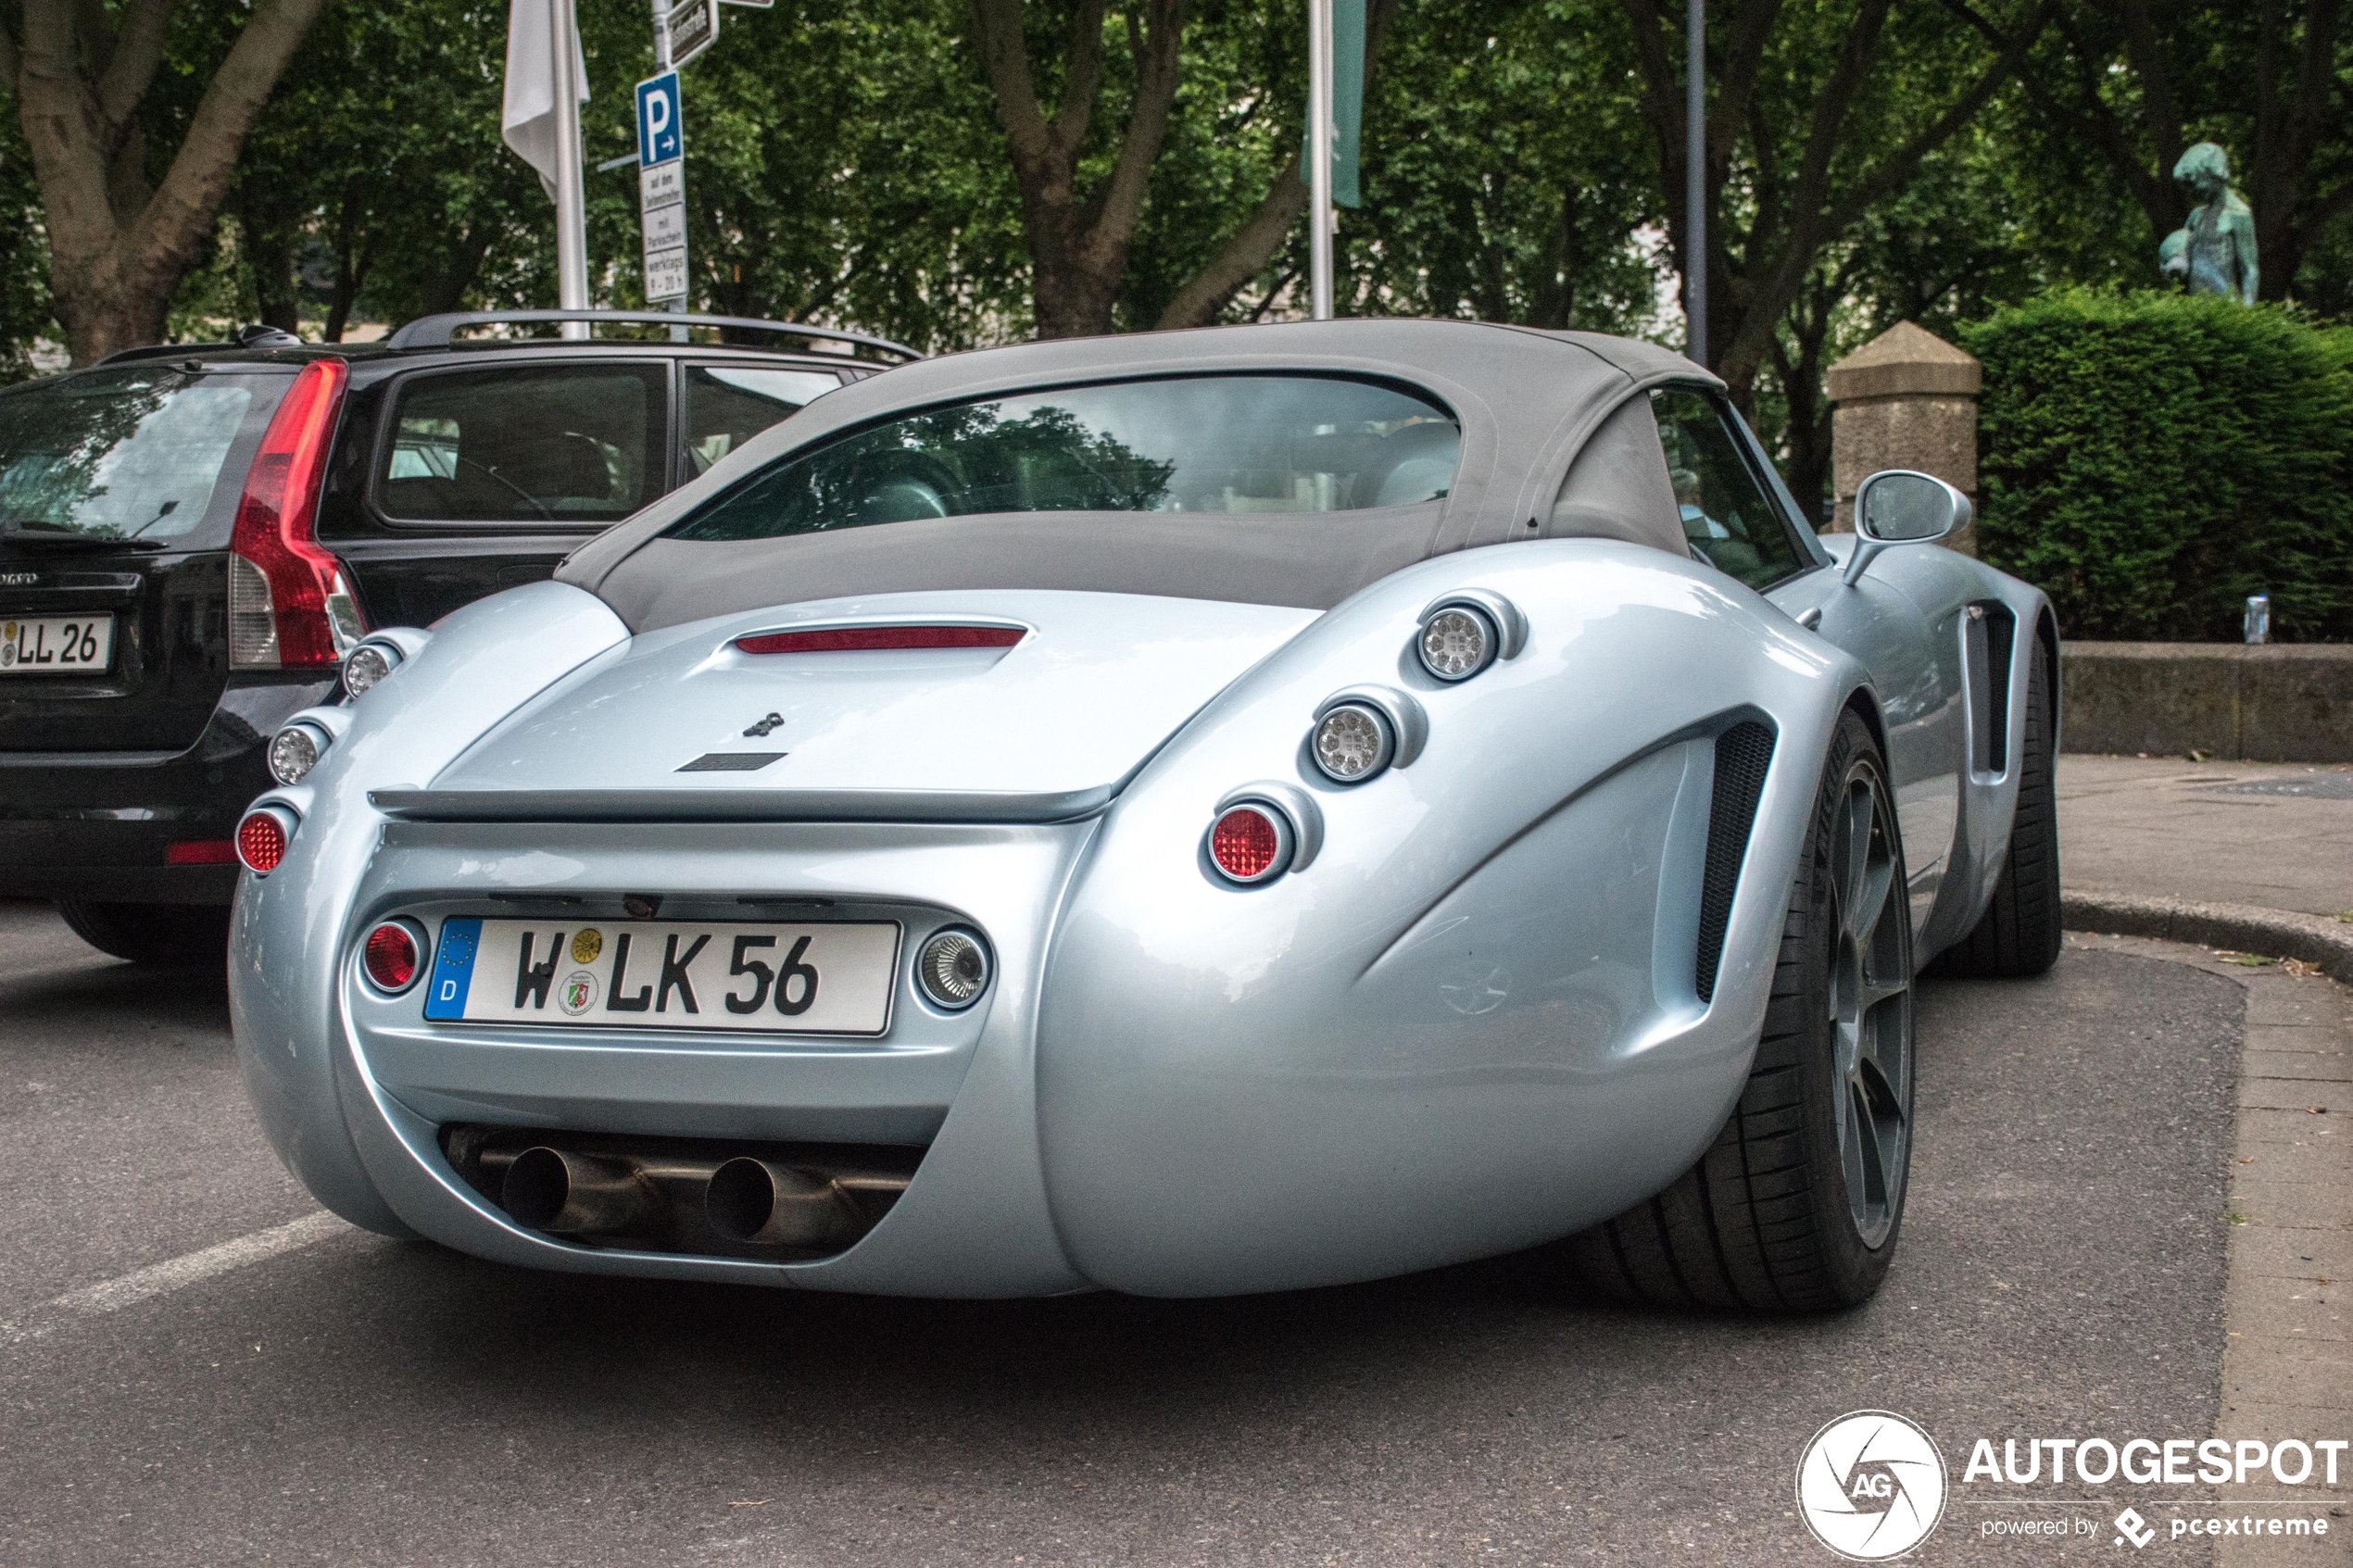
[667, 375, 1459, 543]
[378, 363, 666, 525]
[0, 368, 267, 544]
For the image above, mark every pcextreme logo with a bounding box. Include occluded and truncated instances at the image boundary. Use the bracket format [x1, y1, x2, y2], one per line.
[1797, 1410, 1949, 1561]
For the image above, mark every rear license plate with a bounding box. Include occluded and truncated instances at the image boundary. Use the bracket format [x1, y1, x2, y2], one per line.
[422, 918, 900, 1035]
[0, 613, 114, 674]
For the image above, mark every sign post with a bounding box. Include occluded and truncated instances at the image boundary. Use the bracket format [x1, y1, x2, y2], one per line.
[635, 70, 687, 314]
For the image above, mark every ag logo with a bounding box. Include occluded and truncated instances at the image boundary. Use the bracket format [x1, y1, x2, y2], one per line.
[558, 970, 600, 1016]
[1795, 1410, 1946, 1561]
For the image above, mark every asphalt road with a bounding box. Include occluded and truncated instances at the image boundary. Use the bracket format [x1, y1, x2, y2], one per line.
[0, 897, 2245, 1567]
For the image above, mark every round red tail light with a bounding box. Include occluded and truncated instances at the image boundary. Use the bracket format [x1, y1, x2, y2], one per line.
[1208, 803, 1293, 884]
[235, 809, 291, 874]
[362, 922, 423, 993]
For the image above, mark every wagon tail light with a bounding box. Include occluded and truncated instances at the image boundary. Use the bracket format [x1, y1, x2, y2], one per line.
[229, 358, 362, 669]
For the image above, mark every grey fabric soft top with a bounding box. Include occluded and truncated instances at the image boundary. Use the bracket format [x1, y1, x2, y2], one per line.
[558, 319, 1718, 633]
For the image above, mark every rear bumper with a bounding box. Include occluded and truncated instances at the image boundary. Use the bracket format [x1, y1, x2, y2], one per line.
[0, 678, 332, 905]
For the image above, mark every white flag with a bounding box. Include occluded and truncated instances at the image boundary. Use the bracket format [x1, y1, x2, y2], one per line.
[502, 0, 589, 199]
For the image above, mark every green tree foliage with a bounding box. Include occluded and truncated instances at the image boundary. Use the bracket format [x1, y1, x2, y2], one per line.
[588, 0, 1026, 349]
[1332, 0, 1663, 334]
[1964, 288, 2353, 641]
[232, 0, 545, 338]
[0, 106, 54, 378]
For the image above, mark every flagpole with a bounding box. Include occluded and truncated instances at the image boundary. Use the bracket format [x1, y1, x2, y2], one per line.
[1307, 0, 1334, 321]
[551, 0, 591, 339]
[1684, 0, 1705, 366]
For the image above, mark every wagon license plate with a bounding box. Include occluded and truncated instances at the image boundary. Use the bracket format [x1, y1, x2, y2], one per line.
[0, 613, 114, 674]
[423, 918, 900, 1035]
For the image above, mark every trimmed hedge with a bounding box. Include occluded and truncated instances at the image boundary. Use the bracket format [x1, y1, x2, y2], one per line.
[1961, 290, 2353, 642]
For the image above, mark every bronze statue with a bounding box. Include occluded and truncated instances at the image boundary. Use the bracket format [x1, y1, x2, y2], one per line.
[2158, 143, 2259, 303]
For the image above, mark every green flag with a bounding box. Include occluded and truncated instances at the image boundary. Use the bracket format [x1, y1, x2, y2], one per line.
[1301, 0, 1366, 207]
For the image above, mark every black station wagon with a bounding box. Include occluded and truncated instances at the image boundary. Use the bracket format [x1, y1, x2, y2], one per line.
[0, 309, 916, 962]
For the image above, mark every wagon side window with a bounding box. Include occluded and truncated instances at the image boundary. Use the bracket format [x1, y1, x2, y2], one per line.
[1649, 388, 1806, 591]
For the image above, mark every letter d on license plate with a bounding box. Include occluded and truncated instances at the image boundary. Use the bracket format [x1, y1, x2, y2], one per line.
[424, 918, 899, 1035]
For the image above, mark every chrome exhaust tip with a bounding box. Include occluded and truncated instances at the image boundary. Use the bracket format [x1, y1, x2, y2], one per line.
[500, 1146, 655, 1236]
[705, 1158, 864, 1248]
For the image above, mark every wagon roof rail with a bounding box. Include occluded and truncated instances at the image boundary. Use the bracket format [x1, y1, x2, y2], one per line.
[383, 310, 922, 364]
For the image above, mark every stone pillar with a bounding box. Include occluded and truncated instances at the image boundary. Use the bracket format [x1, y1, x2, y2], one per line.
[1825, 320, 1982, 556]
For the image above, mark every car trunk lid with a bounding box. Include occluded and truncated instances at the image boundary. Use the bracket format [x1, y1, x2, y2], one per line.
[390, 590, 1320, 821]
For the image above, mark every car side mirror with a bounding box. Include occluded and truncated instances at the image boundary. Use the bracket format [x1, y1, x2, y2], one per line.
[1843, 470, 1972, 585]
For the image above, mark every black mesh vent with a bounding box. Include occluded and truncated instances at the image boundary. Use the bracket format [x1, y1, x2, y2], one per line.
[1694, 721, 1776, 1003]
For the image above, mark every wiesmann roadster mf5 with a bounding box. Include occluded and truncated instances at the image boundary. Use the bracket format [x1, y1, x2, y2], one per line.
[231, 320, 2059, 1309]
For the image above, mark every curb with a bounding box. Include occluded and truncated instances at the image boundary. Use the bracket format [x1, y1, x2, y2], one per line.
[2061, 891, 2353, 982]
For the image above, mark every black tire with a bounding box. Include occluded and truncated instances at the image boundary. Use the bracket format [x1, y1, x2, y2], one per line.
[1563, 708, 1916, 1311]
[55, 899, 231, 967]
[1926, 635, 2061, 979]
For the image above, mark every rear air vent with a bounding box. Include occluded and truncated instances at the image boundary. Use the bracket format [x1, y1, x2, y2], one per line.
[1965, 603, 2016, 774]
[1694, 721, 1776, 1004]
[677, 751, 785, 772]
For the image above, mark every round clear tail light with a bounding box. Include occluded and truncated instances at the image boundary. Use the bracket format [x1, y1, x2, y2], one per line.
[235, 808, 294, 874]
[342, 640, 398, 697]
[916, 928, 990, 1010]
[362, 921, 425, 993]
[1207, 803, 1294, 884]
[267, 721, 326, 784]
[1416, 604, 1498, 682]
[1311, 702, 1395, 784]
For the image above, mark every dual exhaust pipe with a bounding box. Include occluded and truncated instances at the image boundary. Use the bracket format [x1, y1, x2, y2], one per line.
[438, 1124, 920, 1258]
[499, 1147, 871, 1250]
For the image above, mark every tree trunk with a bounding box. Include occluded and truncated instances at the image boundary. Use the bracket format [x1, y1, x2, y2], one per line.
[967, 0, 1188, 339]
[5, 0, 325, 363]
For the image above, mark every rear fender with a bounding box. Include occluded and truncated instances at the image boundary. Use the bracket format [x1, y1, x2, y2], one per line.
[1035, 539, 1865, 1296]
[230, 582, 631, 1233]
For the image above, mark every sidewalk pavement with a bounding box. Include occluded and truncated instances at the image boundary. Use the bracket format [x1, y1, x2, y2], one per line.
[2057, 753, 2353, 977]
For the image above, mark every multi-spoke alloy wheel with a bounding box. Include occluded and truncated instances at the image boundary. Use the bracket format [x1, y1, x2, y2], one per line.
[1825, 759, 1911, 1248]
[1567, 709, 1915, 1311]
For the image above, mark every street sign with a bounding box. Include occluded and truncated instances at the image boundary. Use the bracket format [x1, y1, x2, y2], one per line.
[635, 72, 681, 167]
[643, 246, 690, 303]
[635, 70, 688, 303]
[662, 0, 717, 68]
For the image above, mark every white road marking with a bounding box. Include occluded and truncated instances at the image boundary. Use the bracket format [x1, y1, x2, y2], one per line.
[3, 1210, 347, 1345]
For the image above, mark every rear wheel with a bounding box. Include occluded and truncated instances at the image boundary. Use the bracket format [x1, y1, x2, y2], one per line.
[1565, 709, 1915, 1311]
[56, 899, 230, 967]
[1928, 635, 2061, 979]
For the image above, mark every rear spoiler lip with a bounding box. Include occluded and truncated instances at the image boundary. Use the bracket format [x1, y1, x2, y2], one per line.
[366, 784, 1116, 825]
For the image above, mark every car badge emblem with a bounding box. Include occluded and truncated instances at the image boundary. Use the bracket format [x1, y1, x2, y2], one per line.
[0, 572, 36, 587]
[570, 928, 603, 964]
[743, 711, 785, 737]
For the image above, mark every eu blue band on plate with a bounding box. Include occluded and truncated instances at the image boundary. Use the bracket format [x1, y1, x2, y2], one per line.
[423, 918, 482, 1020]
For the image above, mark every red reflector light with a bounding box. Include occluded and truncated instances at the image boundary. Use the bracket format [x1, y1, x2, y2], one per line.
[235, 810, 289, 874]
[735, 625, 1026, 655]
[1210, 806, 1287, 883]
[363, 922, 422, 992]
[165, 840, 236, 865]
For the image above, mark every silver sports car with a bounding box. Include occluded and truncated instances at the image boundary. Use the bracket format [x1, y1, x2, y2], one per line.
[230, 320, 2059, 1309]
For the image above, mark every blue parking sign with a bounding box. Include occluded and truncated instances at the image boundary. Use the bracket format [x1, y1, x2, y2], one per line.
[635, 73, 681, 167]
